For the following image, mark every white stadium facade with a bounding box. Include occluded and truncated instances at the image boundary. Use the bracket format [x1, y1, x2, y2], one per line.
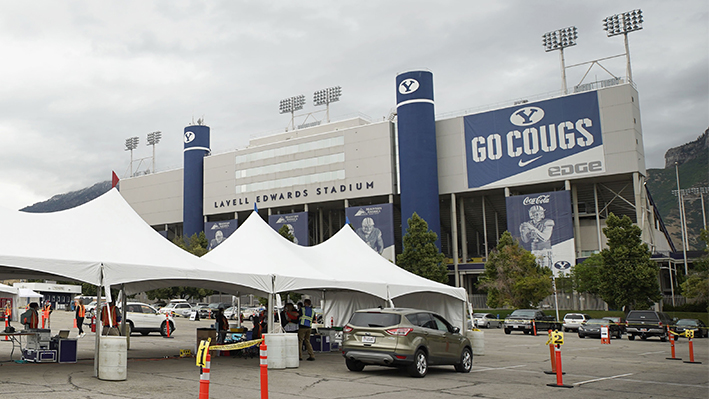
[119, 71, 677, 308]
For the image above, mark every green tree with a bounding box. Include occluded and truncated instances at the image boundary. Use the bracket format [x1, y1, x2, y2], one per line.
[396, 212, 448, 283]
[145, 232, 214, 301]
[680, 228, 709, 308]
[278, 225, 295, 243]
[570, 253, 603, 295]
[477, 231, 552, 308]
[597, 213, 661, 313]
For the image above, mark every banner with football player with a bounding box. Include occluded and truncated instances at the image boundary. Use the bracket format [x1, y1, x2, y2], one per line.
[505, 190, 575, 276]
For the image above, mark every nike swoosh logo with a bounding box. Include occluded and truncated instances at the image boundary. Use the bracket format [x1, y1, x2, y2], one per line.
[518, 156, 542, 167]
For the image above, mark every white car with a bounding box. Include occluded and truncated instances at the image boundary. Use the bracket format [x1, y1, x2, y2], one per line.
[122, 302, 175, 336]
[158, 301, 193, 318]
[563, 313, 591, 332]
[473, 313, 502, 328]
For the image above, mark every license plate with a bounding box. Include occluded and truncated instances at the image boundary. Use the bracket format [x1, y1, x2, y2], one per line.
[362, 336, 375, 344]
[640, 328, 647, 332]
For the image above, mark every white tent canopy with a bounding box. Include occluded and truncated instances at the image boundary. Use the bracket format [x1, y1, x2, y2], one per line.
[0, 189, 272, 297]
[204, 212, 468, 329]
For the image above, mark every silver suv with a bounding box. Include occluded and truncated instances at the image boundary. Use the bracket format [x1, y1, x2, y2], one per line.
[342, 308, 473, 378]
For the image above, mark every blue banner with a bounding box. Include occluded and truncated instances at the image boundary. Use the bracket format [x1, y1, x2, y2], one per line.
[205, 219, 238, 250]
[506, 191, 575, 276]
[465, 91, 603, 188]
[269, 212, 309, 246]
[346, 203, 395, 262]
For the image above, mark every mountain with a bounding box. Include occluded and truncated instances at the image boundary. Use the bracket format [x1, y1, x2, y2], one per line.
[21, 181, 113, 213]
[646, 129, 708, 250]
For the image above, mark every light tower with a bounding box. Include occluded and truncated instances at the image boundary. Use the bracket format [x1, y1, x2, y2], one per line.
[603, 9, 643, 83]
[542, 26, 578, 95]
[313, 86, 342, 123]
[279, 95, 305, 131]
[124, 136, 139, 176]
[146, 131, 162, 173]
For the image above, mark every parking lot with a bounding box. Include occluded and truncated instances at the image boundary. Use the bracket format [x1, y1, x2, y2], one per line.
[0, 310, 706, 398]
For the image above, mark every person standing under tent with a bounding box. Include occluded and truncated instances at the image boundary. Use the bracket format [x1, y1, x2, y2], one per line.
[297, 299, 315, 361]
[21, 302, 39, 329]
[215, 307, 229, 344]
[75, 299, 86, 338]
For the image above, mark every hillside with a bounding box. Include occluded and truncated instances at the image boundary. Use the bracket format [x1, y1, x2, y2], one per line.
[21, 181, 112, 213]
[646, 129, 708, 250]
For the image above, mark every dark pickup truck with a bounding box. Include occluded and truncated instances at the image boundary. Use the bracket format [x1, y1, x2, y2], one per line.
[503, 309, 561, 335]
[625, 310, 671, 341]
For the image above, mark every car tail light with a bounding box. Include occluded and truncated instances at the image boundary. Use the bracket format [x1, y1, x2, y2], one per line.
[394, 355, 407, 360]
[343, 325, 353, 333]
[658, 322, 663, 327]
[385, 327, 413, 336]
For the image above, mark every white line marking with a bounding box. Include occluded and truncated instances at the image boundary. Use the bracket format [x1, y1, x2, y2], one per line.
[473, 364, 526, 372]
[574, 373, 634, 386]
[638, 351, 666, 356]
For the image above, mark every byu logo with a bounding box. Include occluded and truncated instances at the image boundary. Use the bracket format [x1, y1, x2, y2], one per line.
[184, 131, 196, 143]
[554, 261, 571, 270]
[398, 78, 420, 95]
[510, 106, 544, 126]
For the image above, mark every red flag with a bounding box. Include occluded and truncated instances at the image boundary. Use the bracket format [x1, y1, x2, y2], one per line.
[112, 171, 120, 189]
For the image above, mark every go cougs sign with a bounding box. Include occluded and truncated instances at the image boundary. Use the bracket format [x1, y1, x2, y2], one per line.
[465, 91, 604, 188]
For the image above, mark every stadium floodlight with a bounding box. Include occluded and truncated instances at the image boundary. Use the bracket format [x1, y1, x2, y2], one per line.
[125, 136, 139, 151]
[542, 26, 578, 94]
[147, 131, 162, 173]
[147, 130, 162, 145]
[279, 95, 305, 114]
[313, 86, 342, 123]
[603, 9, 643, 82]
[313, 86, 342, 106]
[279, 94, 306, 131]
[124, 136, 139, 176]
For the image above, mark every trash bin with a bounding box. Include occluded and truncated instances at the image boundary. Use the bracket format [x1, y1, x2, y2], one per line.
[98, 336, 127, 381]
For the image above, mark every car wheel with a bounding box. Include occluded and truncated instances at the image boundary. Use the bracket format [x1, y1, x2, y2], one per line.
[345, 358, 365, 372]
[408, 349, 428, 378]
[127, 321, 135, 336]
[140, 331, 150, 336]
[660, 333, 667, 342]
[454, 347, 473, 373]
[578, 333, 584, 338]
[485, 322, 490, 328]
[523, 330, 530, 335]
[161, 321, 175, 337]
[640, 335, 647, 340]
[628, 335, 635, 341]
[504, 328, 511, 335]
[563, 327, 568, 332]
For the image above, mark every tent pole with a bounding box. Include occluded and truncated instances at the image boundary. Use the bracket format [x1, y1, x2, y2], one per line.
[94, 282, 102, 378]
[120, 284, 127, 336]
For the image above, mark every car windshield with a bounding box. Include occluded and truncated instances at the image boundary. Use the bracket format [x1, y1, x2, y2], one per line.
[473, 313, 486, 318]
[349, 312, 401, 328]
[628, 311, 659, 321]
[509, 310, 535, 318]
[585, 319, 609, 325]
[677, 320, 697, 326]
[566, 314, 583, 320]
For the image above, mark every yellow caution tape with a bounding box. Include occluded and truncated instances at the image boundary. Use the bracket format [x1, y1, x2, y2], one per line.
[209, 338, 263, 351]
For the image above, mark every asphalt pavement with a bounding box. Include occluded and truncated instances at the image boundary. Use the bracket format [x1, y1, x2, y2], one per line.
[0, 310, 706, 398]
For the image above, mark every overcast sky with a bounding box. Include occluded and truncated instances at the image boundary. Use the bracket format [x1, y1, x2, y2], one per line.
[0, 1, 706, 210]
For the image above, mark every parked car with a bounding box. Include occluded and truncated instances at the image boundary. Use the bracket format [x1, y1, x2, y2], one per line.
[121, 302, 175, 336]
[241, 307, 262, 321]
[342, 308, 473, 378]
[602, 316, 626, 334]
[194, 305, 212, 319]
[578, 318, 623, 339]
[563, 313, 591, 332]
[473, 313, 501, 329]
[158, 300, 193, 318]
[224, 306, 241, 320]
[673, 319, 708, 338]
[625, 310, 672, 341]
[504, 309, 560, 335]
[207, 303, 232, 318]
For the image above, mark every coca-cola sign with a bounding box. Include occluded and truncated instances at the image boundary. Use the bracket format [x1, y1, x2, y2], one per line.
[522, 195, 550, 205]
